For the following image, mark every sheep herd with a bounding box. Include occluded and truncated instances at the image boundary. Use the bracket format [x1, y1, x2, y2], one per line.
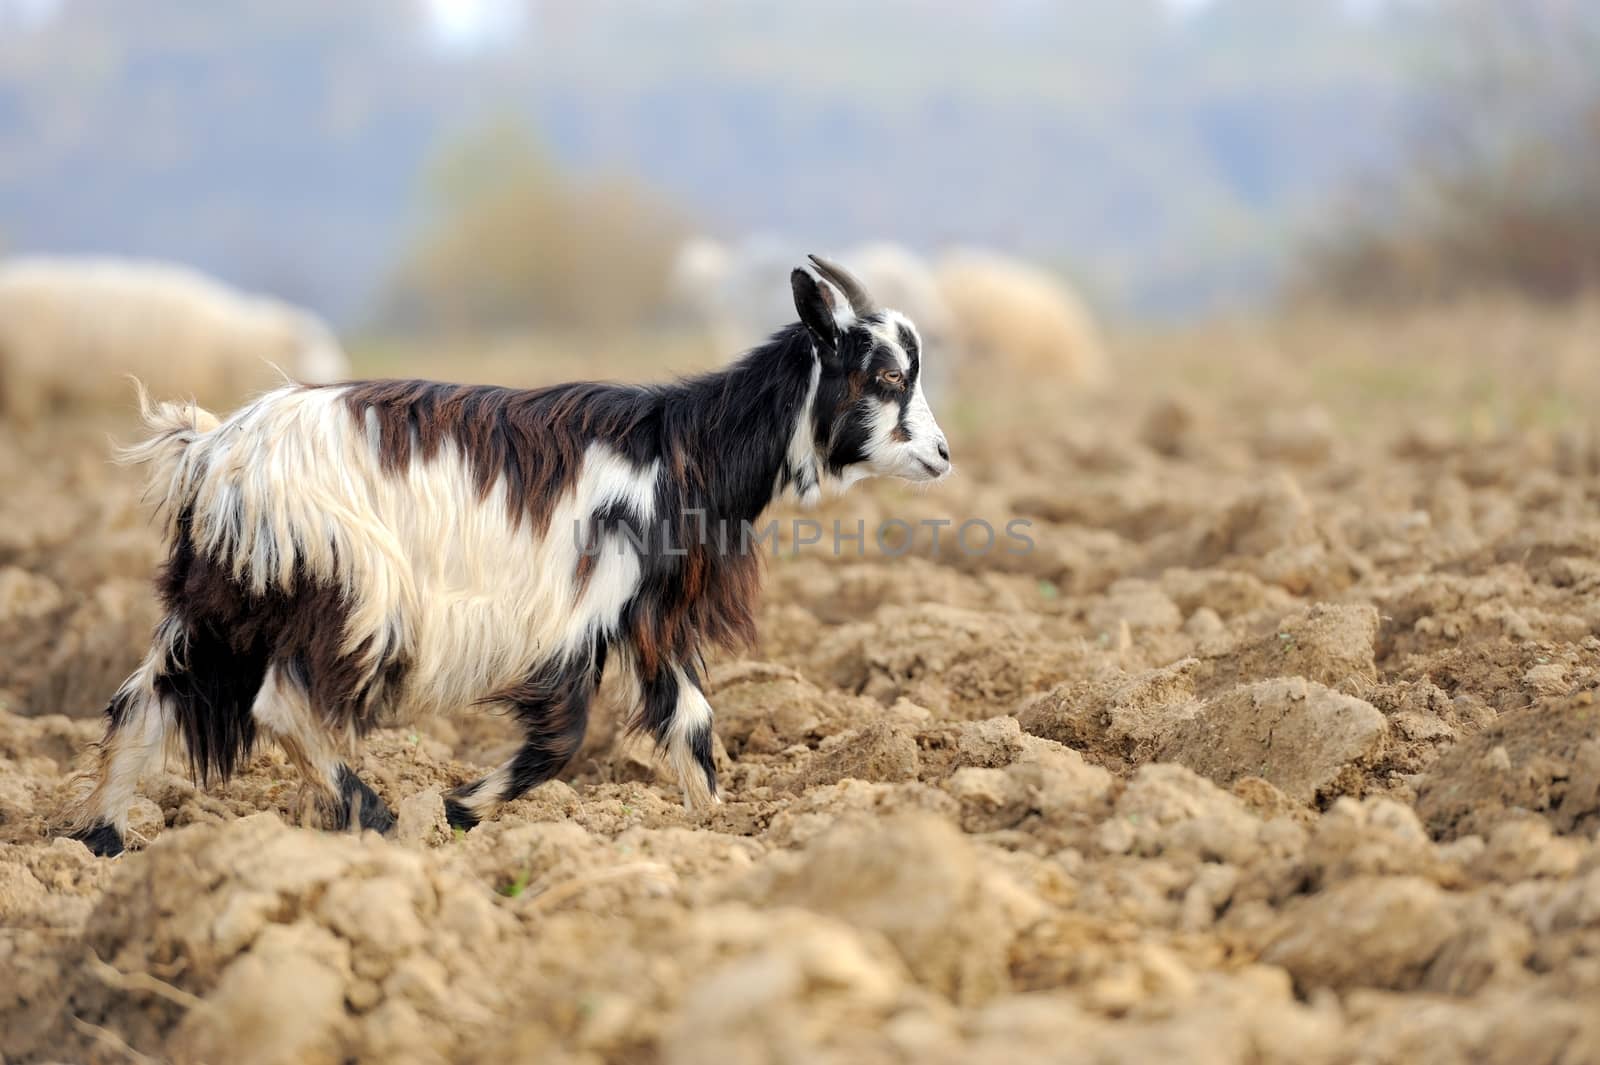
[0, 241, 1106, 419]
[671, 236, 1108, 397]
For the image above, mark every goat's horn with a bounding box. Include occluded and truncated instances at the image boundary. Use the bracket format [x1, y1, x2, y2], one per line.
[807, 254, 877, 317]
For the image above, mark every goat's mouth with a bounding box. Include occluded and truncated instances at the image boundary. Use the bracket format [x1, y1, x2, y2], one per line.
[913, 457, 952, 481]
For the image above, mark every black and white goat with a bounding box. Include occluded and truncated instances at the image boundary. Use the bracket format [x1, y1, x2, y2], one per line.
[64, 256, 951, 856]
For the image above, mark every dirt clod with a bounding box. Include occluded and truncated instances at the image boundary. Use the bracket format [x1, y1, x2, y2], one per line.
[1161, 678, 1389, 803]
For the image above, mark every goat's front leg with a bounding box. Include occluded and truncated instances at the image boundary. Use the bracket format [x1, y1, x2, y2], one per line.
[252, 665, 394, 835]
[636, 660, 720, 811]
[445, 647, 605, 832]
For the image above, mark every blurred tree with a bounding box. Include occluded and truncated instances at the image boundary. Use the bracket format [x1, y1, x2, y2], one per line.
[1298, 0, 1600, 305]
[380, 121, 688, 335]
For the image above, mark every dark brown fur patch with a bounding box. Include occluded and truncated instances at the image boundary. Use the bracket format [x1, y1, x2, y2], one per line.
[627, 536, 761, 679]
[338, 379, 657, 534]
[156, 508, 400, 783]
[844, 371, 870, 407]
[573, 548, 597, 591]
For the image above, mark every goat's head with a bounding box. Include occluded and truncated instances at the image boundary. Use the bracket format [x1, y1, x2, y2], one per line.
[790, 254, 952, 488]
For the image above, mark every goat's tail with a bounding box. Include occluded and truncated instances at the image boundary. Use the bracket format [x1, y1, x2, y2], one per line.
[117, 377, 219, 528]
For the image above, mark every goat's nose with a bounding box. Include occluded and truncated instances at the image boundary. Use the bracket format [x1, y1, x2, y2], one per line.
[936, 438, 950, 462]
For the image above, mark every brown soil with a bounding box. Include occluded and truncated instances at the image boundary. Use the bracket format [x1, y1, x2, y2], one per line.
[4, 317, 1600, 1064]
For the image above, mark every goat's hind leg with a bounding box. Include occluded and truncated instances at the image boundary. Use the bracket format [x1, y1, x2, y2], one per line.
[61, 622, 184, 857]
[252, 664, 394, 834]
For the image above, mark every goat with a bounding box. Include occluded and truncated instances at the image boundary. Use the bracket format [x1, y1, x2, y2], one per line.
[63, 256, 951, 856]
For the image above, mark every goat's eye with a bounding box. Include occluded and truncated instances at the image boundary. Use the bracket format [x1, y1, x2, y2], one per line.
[879, 370, 904, 388]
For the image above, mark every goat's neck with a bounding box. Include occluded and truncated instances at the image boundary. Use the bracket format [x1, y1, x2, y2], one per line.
[665, 326, 818, 527]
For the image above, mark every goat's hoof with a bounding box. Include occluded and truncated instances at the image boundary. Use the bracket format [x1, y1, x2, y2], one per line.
[334, 765, 397, 834]
[444, 798, 480, 833]
[70, 821, 125, 858]
[360, 796, 397, 834]
[681, 788, 723, 815]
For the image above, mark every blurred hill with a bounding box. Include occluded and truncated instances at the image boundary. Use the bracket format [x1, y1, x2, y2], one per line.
[0, 0, 1433, 325]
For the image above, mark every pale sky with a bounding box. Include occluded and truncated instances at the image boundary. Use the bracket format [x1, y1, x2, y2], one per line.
[422, 0, 524, 49]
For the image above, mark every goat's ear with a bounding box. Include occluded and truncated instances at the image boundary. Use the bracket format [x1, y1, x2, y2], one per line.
[791, 268, 843, 364]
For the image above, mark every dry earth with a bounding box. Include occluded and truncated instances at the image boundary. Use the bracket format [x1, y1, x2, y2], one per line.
[4, 310, 1600, 1063]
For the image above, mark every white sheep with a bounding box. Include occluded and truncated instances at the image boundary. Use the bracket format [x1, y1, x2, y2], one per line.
[933, 248, 1108, 388]
[0, 257, 349, 420]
